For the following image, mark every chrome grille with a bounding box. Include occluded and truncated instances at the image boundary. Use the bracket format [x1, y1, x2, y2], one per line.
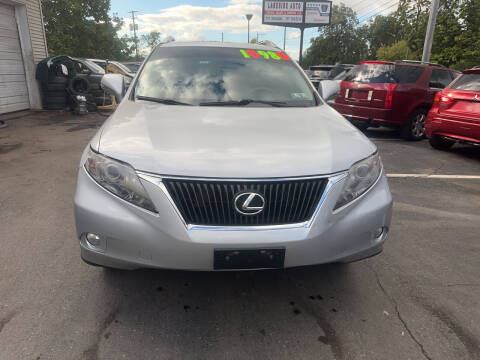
[163, 178, 328, 226]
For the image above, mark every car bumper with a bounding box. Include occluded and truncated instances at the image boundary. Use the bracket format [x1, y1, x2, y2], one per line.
[333, 103, 399, 125]
[426, 112, 480, 144]
[74, 168, 393, 270]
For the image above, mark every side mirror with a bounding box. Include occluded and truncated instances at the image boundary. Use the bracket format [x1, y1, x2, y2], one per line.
[318, 80, 340, 103]
[101, 73, 125, 102]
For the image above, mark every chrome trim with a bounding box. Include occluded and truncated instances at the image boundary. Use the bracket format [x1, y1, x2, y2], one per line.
[136, 171, 337, 182]
[138, 172, 348, 231]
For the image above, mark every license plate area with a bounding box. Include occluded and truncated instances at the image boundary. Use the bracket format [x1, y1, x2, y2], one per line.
[214, 248, 285, 270]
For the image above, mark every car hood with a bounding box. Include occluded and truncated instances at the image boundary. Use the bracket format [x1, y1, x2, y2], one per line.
[97, 101, 376, 178]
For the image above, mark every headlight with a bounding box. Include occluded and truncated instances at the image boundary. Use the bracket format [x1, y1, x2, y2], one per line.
[334, 153, 382, 210]
[85, 148, 157, 213]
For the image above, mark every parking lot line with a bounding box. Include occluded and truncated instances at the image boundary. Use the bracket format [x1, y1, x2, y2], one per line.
[387, 174, 480, 179]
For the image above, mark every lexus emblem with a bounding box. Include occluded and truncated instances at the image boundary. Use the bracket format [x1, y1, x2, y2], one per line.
[234, 192, 265, 215]
[474, 94, 479, 102]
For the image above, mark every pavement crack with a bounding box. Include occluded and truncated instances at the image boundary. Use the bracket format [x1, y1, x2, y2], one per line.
[81, 307, 120, 360]
[0, 311, 17, 334]
[367, 265, 433, 360]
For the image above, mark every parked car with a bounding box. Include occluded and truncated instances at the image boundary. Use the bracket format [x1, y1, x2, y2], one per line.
[426, 66, 480, 149]
[122, 62, 142, 73]
[334, 60, 458, 140]
[88, 59, 135, 87]
[318, 65, 356, 105]
[74, 42, 393, 271]
[309, 64, 354, 90]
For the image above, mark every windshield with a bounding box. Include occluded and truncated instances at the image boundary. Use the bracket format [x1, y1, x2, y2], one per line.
[113, 61, 133, 74]
[83, 59, 105, 74]
[344, 64, 396, 84]
[450, 73, 480, 92]
[134, 46, 316, 107]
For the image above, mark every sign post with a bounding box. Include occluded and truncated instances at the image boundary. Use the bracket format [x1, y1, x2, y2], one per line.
[262, 1, 332, 64]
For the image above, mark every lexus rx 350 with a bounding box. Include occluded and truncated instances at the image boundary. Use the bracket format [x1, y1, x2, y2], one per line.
[74, 42, 393, 270]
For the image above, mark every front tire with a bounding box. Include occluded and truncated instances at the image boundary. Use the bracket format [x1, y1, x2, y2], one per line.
[402, 109, 427, 141]
[429, 135, 455, 150]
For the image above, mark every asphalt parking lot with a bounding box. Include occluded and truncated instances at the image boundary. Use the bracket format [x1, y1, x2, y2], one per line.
[0, 111, 479, 360]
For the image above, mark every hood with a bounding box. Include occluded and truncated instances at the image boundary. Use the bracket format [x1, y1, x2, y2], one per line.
[98, 101, 376, 178]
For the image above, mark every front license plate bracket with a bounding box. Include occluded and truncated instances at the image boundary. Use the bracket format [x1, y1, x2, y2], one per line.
[214, 248, 286, 270]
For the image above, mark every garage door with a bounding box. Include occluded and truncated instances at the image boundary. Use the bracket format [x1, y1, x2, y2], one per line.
[0, 3, 29, 114]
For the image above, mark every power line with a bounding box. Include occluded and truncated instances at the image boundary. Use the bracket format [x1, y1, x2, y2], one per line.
[358, 1, 400, 24]
[357, 0, 398, 20]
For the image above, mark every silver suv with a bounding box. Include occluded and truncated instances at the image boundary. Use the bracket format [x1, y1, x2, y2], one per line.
[74, 42, 392, 270]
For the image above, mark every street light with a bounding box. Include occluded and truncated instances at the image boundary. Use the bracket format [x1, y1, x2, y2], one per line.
[245, 14, 253, 43]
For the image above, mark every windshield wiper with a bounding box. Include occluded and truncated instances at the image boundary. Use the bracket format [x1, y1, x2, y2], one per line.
[199, 99, 288, 107]
[136, 96, 192, 106]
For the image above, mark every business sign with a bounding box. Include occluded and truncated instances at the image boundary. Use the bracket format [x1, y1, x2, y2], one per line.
[262, 0, 331, 28]
[305, 2, 331, 25]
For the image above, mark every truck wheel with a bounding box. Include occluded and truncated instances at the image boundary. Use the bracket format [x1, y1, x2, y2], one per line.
[402, 109, 427, 141]
[429, 135, 455, 150]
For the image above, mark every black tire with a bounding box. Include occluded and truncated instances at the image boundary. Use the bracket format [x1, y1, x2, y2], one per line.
[43, 90, 67, 99]
[402, 108, 428, 141]
[89, 83, 101, 91]
[429, 135, 455, 150]
[69, 76, 90, 95]
[43, 83, 67, 92]
[44, 96, 67, 104]
[44, 102, 68, 110]
[47, 75, 69, 84]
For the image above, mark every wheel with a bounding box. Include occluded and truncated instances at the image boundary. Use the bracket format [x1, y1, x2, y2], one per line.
[429, 135, 455, 150]
[402, 109, 427, 141]
[68, 76, 90, 95]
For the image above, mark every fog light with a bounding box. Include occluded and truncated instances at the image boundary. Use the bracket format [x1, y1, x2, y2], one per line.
[374, 227, 384, 239]
[85, 233, 106, 251]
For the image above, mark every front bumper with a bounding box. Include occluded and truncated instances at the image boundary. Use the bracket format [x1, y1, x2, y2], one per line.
[74, 168, 393, 270]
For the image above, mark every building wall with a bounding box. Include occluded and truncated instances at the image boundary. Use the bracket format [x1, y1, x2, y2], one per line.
[16, 0, 48, 63]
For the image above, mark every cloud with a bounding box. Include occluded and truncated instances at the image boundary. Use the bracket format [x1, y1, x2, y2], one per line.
[288, 31, 300, 40]
[120, 0, 275, 42]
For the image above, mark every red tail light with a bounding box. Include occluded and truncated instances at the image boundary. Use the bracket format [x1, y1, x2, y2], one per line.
[436, 92, 455, 109]
[384, 84, 397, 109]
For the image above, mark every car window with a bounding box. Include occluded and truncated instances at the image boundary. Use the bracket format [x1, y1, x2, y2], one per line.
[394, 65, 424, 83]
[135, 46, 316, 107]
[429, 69, 452, 89]
[344, 64, 396, 84]
[449, 73, 480, 92]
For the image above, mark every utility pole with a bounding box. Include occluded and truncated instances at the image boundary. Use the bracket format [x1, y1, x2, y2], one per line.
[245, 14, 253, 43]
[221, 32, 224, 43]
[283, 27, 286, 50]
[129, 10, 139, 60]
[422, 0, 440, 63]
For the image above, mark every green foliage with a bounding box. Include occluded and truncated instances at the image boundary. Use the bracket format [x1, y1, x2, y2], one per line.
[42, 0, 134, 60]
[141, 31, 162, 49]
[304, 0, 480, 70]
[302, 4, 368, 68]
[377, 40, 419, 61]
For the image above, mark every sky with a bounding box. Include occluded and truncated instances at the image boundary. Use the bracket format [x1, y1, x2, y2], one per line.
[110, 0, 398, 60]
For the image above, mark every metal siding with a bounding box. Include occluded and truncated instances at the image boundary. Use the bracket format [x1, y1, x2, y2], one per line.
[0, 2, 29, 114]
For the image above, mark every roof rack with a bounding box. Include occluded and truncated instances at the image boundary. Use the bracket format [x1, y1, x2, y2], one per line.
[395, 59, 445, 67]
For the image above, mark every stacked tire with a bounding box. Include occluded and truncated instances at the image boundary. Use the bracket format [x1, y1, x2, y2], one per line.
[41, 75, 69, 110]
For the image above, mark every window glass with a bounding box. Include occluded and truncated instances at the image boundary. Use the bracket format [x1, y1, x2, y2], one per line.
[344, 64, 396, 84]
[135, 46, 316, 107]
[450, 73, 480, 92]
[394, 65, 424, 83]
[429, 69, 452, 89]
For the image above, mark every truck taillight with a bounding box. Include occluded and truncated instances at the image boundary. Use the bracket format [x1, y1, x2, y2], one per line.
[384, 84, 397, 109]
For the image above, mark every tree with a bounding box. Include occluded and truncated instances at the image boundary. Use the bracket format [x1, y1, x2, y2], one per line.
[141, 31, 162, 49]
[302, 4, 368, 67]
[42, 0, 134, 60]
[377, 40, 417, 61]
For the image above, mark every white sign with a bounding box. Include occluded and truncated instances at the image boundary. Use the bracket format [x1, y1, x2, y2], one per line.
[263, 1, 304, 25]
[305, 2, 331, 24]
